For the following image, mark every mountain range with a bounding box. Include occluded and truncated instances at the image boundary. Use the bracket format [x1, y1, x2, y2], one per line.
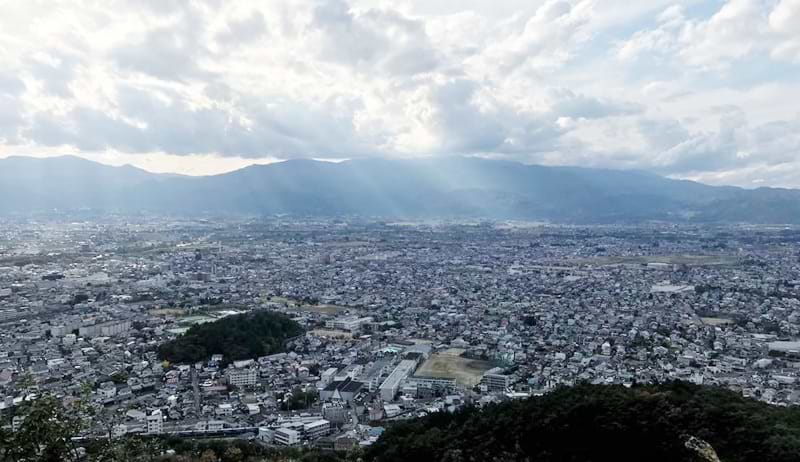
[1, 155, 799, 223]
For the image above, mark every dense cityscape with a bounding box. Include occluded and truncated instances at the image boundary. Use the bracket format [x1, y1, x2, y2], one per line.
[2, 216, 799, 454]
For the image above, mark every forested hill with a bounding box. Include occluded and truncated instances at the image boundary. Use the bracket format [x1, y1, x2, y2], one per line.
[157, 311, 303, 365]
[365, 382, 800, 462]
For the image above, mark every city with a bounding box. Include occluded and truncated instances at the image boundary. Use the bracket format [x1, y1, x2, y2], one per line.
[2, 217, 799, 453]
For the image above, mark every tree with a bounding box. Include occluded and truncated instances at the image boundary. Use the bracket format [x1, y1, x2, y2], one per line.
[222, 446, 243, 462]
[199, 449, 218, 462]
[3, 394, 84, 462]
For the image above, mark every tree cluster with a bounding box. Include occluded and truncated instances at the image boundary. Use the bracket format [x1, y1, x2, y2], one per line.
[365, 381, 800, 462]
[157, 311, 304, 365]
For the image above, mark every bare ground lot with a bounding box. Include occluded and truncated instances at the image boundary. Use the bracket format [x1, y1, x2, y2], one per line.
[149, 308, 187, 317]
[310, 329, 353, 339]
[265, 296, 350, 315]
[568, 254, 739, 267]
[416, 348, 493, 387]
[700, 317, 736, 326]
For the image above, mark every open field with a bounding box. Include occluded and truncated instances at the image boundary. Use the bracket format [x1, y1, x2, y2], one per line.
[700, 317, 736, 326]
[149, 308, 187, 317]
[416, 348, 493, 387]
[310, 329, 353, 339]
[569, 254, 740, 267]
[265, 296, 350, 314]
[295, 304, 348, 315]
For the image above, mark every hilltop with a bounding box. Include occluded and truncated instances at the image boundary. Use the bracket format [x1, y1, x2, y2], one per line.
[157, 310, 304, 365]
[365, 382, 800, 462]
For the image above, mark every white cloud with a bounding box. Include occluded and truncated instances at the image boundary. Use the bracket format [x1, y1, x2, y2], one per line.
[0, 0, 797, 186]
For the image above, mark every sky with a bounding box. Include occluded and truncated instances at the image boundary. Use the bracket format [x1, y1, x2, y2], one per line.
[0, 0, 799, 186]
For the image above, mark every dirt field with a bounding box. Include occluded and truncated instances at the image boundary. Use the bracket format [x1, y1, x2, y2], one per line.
[570, 255, 739, 267]
[149, 308, 187, 317]
[310, 329, 353, 339]
[296, 304, 348, 315]
[700, 317, 735, 326]
[265, 296, 349, 314]
[416, 349, 493, 387]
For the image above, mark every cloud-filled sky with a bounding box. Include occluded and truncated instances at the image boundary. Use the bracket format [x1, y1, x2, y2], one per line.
[0, 0, 799, 186]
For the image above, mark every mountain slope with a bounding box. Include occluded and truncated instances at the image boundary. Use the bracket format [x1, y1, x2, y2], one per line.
[0, 155, 174, 212]
[0, 155, 798, 223]
[365, 382, 800, 462]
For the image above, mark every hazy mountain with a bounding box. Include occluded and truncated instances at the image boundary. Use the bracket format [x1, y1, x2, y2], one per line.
[0, 155, 175, 213]
[1, 155, 798, 223]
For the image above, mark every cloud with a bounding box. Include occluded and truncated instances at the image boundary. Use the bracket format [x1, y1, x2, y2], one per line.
[310, 0, 442, 76]
[618, 0, 800, 68]
[215, 11, 268, 48]
[27, 51, 81, 97]
[0, 76, 25, 96]
[111, 5, 211, 82]
[769, 0, 800, 62]
[546, 88, 642, 119]
[0, 0, 797, 186]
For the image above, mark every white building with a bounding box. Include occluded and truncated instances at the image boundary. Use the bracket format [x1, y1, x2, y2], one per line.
[481, 368, 513, 392]
[207, 421, 225, 431]
[227, 366, 258, 387]
[379, 360, 417, 401]
[408, 376, 457, 394]
[216, 403, 234, 416]
[321, 367, 339, 385]
[325, 316, 373, 332]
[146, 410, 163, 435]
[274, 428, 301, 446]
[79, 320, 131, 338]
[322, 403, 349, 424]
[303, 419, 331, 440]
[383, 404, 402, 418]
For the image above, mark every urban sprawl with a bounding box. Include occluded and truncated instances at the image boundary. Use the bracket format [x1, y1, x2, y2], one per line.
[2, 217, 800, 451]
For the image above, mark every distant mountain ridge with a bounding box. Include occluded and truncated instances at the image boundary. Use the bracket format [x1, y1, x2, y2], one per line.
[1, 155, 799, 223]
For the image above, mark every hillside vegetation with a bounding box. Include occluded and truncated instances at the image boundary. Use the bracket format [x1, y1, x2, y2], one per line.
[365, 382, 800, 462]
[157, 310, 303, 365]
[4, 382, 800, 461]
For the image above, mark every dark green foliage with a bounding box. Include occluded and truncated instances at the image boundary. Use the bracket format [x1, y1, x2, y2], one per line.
[70, 293, 90, 305]
[158, 311, 303, 365]
[87, 436, 166, 462]
[0, 394, 84, 462]
[110, 371, 129, 384]
[281, 387, 319, 411]
[160, 439, 360, 462]
[365, 382, 800, 462]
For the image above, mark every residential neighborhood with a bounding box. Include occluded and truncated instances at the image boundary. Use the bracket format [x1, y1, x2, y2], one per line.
[2, 217, 800, 451]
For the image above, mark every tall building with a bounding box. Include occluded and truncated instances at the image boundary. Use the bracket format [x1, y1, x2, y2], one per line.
[146, 409, 163, 435]
[379, 359, 418, 401]
[322, 403, 349, 425]
[227, 366, 258, 387]
[325, 316, 373, 332]
[481, 367, 513, 392]
[303, 419, 331, 440]
[274, 428, 300, 446]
